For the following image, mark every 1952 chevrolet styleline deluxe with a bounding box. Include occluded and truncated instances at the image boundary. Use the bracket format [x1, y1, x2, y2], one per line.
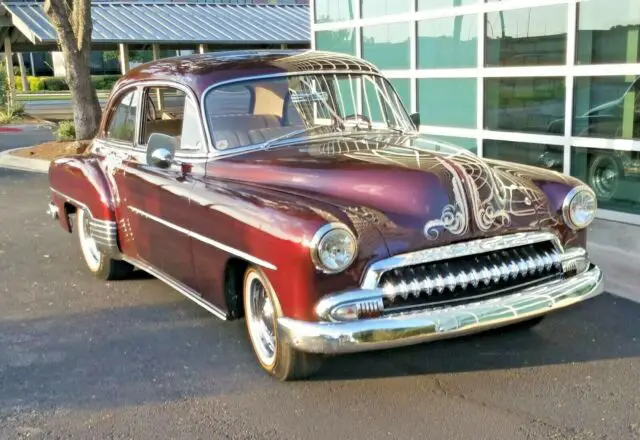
[46, 50, 604, 380]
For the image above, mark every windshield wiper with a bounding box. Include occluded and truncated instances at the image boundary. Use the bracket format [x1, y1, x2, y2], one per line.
[262, 125, 338, 150]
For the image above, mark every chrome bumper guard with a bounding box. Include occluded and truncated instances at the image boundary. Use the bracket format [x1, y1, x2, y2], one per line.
[278, 264, 603, 355]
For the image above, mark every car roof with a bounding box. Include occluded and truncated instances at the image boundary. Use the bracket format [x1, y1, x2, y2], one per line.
[113, 49, 382, 97]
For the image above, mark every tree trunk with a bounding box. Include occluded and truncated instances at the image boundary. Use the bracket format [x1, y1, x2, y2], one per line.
[64, 48, 101, 140]
[44, 0, 102, 140]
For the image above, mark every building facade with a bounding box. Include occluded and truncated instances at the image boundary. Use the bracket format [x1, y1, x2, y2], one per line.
[312, 0, 640, 226]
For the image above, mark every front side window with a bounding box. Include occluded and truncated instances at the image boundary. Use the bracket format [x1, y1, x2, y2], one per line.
[140, 86, 204, 153]
[203, 73, 414, 151]
[106, 89, 139, 143]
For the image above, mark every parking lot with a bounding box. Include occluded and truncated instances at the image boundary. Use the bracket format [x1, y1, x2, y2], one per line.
[1, 167, 639, 440]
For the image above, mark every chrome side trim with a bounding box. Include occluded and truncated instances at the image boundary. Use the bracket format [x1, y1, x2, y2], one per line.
[360, 231, 562, 289]
[122, 256, 228, 321]
[280, 264, 604, 355]
[89, 218, 120, 258]
[128, 206, 277, 271]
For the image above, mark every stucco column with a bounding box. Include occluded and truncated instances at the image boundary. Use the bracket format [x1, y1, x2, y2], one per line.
[3, 36, 16, 109]
[119, 43, 129, 74]
[198, 44, 208, 54]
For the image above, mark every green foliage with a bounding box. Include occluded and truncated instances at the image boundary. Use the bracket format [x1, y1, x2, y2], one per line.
[57, 120, 76, 141]
[14, 76, 46, 91]
[43, 77, 68, 91]
[0, 102, 26, 124]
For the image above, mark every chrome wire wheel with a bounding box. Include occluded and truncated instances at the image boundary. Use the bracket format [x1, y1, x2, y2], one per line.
[78, 209, 101, 272]
[245, 271, 277, 367]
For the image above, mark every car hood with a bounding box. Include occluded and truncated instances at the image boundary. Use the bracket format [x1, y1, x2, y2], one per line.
[207, 132, 568, 255]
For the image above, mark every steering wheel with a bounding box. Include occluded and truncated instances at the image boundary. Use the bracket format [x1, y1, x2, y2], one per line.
[343, 114, 372, 130]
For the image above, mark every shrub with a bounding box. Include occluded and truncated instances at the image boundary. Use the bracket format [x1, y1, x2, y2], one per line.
[57, 120, 76, 141]
[0, 61, 6, 106]
[0, 102, 26, 124]
[43, 77, 69, 91]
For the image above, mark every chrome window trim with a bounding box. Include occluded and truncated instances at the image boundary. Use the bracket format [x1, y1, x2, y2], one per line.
[360, 231, 563, 290]
[128, 205, 277, 271]
[132, 79, 211, 158]
[98, 85, 143, 149]
[199, 70, 416, 160]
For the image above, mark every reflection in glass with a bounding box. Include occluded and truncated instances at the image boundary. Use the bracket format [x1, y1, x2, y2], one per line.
[572, 147, 640, 214]
[576, 0, 640, 64]
[417, 15, 478, 69]
[418, 0, 476, 10]
[362, 0, 412, 18]
[388, 78, 411, 110]
[485, 5, 567, 66]
[573, 76, 640, 140]
[483, 140, 563, 173]
[484, 77, 565, 134]
[315, 29, 356, 55]
[428, 135, 478, 153]
[418, 78, 476, 128]
[362, 23, 411, 69]
[315, 0, 353, 23]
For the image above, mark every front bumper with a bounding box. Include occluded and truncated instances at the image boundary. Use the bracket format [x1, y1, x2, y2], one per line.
[278, 265, 603, 354]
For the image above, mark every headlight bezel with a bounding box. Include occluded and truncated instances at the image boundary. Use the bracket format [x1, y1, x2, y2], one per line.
[562, 185, 598, 230]
[310, 223, 358, 274]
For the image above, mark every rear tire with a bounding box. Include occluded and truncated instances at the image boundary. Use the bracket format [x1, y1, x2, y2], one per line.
[243, 266, 322, 381]
[77, 208, 133, 281]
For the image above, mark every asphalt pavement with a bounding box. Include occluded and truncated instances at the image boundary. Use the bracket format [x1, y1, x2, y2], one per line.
[0, 168, 639, 440]
[0, 125, 55, 150]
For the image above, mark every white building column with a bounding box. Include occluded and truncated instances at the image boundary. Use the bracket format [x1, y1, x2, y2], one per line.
[198, 44, 208, 54]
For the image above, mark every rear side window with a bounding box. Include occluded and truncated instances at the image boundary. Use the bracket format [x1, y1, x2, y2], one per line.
[106, 89, 139, 143]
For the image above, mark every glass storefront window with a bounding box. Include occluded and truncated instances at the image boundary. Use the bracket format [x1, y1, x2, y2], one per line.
[573, 76, 640, 140]
[418, 0, 476, 11]
[576, 0, 640, 64]
[418, 78, 476, 128]
[361, 22, 411, 69]
[315, 0, 353, 23]
[485, 5, 567, 66]
[315, 29, 356, 56]
[362, 0, 412, 18]
[388, 78, 411, 111]
[417, 15, 478, 69]
[483, 140, 564, 173]
[572, 147, 640, 215]
[425, 135, 478, 153]
[484, 77, 566, 135]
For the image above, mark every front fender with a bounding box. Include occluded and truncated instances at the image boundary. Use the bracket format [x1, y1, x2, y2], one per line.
[48, 154, 115, 232]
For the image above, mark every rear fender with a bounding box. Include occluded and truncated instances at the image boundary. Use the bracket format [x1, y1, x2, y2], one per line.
[48, 154, 116, 233]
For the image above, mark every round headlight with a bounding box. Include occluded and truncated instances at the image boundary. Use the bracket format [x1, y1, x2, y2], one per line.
[563, 185, 597, 230]
[311, 223, 358, 273]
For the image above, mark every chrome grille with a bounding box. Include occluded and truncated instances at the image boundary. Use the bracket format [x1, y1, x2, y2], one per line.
[378, 241, 563, 312]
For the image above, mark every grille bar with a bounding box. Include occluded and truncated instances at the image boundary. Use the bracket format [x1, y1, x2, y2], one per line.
[378, 241, 563, 311]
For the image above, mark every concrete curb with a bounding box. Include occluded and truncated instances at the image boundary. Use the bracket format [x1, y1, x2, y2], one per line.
[0, 147, 50, 174]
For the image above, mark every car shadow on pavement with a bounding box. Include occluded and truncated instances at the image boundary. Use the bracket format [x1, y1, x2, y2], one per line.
[0, 292, 637, 412]
[313, 293, 640, 381]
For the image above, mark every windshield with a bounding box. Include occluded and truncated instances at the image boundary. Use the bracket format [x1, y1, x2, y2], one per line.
[203, 73, 415, 151]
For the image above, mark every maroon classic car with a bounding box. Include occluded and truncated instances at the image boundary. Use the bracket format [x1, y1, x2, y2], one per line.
[46, 50, 603, 380]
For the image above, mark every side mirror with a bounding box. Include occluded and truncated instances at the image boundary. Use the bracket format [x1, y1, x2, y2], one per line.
[146, 133, 178, 169]
[409, 112, 420, 128]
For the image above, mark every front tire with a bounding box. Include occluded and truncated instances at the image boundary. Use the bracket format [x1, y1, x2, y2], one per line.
[77, 208, 133, 280]
[243, 266, 322, 381]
